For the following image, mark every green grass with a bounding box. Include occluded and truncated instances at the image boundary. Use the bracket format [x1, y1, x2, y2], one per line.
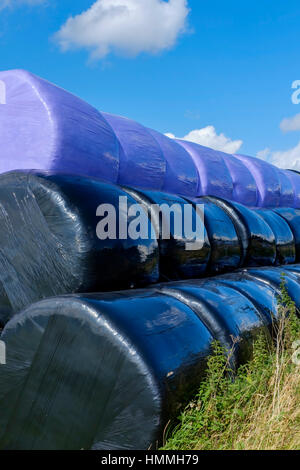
[163, 277, 300, 450]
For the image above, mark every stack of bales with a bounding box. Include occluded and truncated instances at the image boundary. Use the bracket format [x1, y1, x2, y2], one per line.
[0, 70, 300, 450]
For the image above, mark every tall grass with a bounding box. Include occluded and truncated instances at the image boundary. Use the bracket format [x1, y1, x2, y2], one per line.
[163, 277, 300, 450]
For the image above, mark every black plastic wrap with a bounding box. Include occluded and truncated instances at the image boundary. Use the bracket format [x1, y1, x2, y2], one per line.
[158, 280, 267, 368]
[123, 187, 210, 280]
[254, 209, 296, 265]
[282, 264, 300, 277]
[206, 197, 276, 266]
[187, 197, 242, 274]
[215, 273, 279, 328]
[1, 265, 298, 450]
[273, 208, 300, 260]
[0, 171, 299, 329]
[0, 171, 159, 324]
[243, 267, 300, 310]
[0, 291, 213, 450]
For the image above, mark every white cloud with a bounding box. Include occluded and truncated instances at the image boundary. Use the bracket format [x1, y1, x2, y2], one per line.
[54, 0, 190, 59]
[166, 125, 243, 154]
[257, 141, 300, 170]
[280, 113, 300, 132]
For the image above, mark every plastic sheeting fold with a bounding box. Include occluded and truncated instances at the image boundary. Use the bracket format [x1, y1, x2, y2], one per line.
[254, 209, 296, 265]
[205, 197, 276, 266]
[123, 188, 210, 280]
[187, 197, 242, 274]
[273, 207, 300, 260]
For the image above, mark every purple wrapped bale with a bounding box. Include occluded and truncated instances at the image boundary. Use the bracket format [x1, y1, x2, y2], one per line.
[1, 69, 300, 208]
[147, 128, 200, 196]
[285, 170, 300, 208]
[0, 69, 119, 181]
[222, 153, 258, 206]
[277, 170, 295, 207]
[235, 154, 281, 207]
[102, 113, 166, 190]
[176, 140, 234, 200]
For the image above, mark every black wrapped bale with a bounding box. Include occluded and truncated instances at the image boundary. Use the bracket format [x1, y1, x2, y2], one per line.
[0, 291, 213, 450]
[158, 280, 268, 368]
[0, 265, 299, 450]
[243, 267, 300, 312]
[206, 197, 276, 266]
[0, 171, 159, 324]
[282, 264, 300, 278]
[123, 188, 210, 280]
[254, 209, 296, 265]
[187, 197, 242, 274]
[273, 208, 300, 260]
[215, 273, 279, 328]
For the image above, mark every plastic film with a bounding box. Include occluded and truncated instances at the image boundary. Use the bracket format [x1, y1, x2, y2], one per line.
[187, 197, 242, 274]
[206, 197, 276, 266]
[0, 291, 213, 450]
[123, 188, 210, 280]
[254, 209, 296, 265]
[0, 171, 159, 322]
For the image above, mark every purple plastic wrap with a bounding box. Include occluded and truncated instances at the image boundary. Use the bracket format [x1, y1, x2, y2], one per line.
[285, 170, 300, 208]
[222, 154, 258, 206]
[0, 69, 120, 181]
[277, 170, 295, 207]
[147, 128, 199, 196]
[235, 154, 281, 207]
[1, 69, 300, 208]
[176, 140, 234, 199]
[102, 113, 166, 190]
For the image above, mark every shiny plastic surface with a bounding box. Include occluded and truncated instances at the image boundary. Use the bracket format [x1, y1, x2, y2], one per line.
[0, 291, 213, 450]
[0, 69, 119, 181]
[188, 197, 242, 274]
[159, 280, 266, 368]
[123, 188, 210, 280]
[206, 197, 276, 266]
[273, 207, 300, 260]
[255, 209, 296, 265]
[234, 154, 281, 207]
[277, 170, 295, 207]
[102, 113, 166, 190]
[285, 170, 300, 207]
[0, 171, 159, 323]
[243, 267, 300, 308]
[1, 69, 300, 208]
[176, 140, 234, 200]
[221, 153, 258, 206]
[1, 265, 299, 450]
[147, 128, 199, 196]
[1, 169, 300, 326]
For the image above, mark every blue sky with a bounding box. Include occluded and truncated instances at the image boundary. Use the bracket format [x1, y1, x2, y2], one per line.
[1, 0, 300, 168]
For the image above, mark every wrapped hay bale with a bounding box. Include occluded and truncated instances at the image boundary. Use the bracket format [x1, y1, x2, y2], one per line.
[0, 171, 159, 324]
[123, 188, 211, 280]
[206, 197, 277, 266]
[1, 265, 298, 450]
[0, 290, 213, 450]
